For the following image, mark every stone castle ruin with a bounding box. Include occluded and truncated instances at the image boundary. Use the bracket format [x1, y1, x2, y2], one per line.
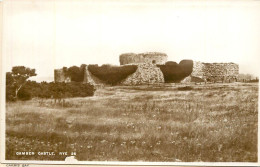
[119, 52, 168, 65]
[189, 61, 239, 83]
[54, 52, 239, 85]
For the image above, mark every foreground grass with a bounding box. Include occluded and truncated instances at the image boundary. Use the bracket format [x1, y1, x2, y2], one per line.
[6, 82, 258, 162]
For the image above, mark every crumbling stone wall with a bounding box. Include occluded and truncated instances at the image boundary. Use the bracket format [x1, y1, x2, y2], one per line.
[55, 66, 105, 85]
[191, 61, 205, 78]
[119, 52, 168, 65]
[121, 63, 164, 85]
[191, 61, 239, 82]
[54, 69, 71, 83]
[54, 52, 239, 84]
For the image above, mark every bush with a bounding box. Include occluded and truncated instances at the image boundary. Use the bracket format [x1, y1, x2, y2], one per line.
[7, 81, 95, 101]
[6, 85, 16, 102]
[165, 61, 178, 66]
[63, 82, 95, 97]
[61, 64, 86, 82]
[158, 60, 193, 83]
[6, 72, 16, 102]
[67, 65, 86, 82]
[88, 64, 138, 85]
[42, 82, 95, 99]
[17, 88, 32, 101]
[179, 60, 193, 76]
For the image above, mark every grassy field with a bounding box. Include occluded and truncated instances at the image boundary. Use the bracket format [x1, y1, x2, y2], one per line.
[6, 82, 258, 162]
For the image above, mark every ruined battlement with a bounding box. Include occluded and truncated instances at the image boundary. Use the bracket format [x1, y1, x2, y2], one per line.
[119, 52, 168, 65]
[54, 69, 71, 83]
[191, 61, 239, 82]
[54, 53, 239, 85]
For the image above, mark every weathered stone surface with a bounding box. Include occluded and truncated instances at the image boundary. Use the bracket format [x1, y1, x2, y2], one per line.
[54, 53, 239, 85]
[121, 63, 164, 85]
[119, 52, 168, 65]
[54, 69, 71, 83]
[190, 61, 239, 82]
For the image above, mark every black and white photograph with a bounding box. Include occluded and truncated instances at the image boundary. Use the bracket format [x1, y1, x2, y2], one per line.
[1, 0, 259, 166]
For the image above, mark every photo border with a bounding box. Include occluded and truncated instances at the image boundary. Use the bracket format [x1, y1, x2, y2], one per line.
[0, 0, 259, 166]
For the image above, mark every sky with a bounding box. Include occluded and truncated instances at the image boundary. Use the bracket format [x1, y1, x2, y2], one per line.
[3, 0, 260, 82]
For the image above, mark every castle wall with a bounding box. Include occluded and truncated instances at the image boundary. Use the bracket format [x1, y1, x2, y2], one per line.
[54, 54, 239, 85]
[191, 61, 239, 82]
[54, 69, 71, 83]
[121, 63, 164, 85]
[191, 61, 205, 78]
[119, 52, 168, 65]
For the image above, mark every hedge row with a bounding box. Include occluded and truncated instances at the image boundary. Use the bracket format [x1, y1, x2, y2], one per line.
[6, 81, 95, 101]
[88, 64, 138, 85]
[157, 60, 193, 83]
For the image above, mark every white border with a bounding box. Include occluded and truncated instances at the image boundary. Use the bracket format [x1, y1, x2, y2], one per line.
[0, 0, 259, 166]
[0, 0, 6, 164]
[1, 160, 260, 166]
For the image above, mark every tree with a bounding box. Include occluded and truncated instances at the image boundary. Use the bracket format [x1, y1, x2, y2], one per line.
[6, 72, 15, 101]
[9, 66, 37, 99]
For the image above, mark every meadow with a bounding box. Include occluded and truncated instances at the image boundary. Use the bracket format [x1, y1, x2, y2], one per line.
[6, 82, 258, 162]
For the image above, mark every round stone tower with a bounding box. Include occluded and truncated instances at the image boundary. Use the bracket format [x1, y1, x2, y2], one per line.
[119, 52, 168, 65]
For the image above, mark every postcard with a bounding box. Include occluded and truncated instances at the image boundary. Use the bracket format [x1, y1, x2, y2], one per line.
[1, 0, 259, 166]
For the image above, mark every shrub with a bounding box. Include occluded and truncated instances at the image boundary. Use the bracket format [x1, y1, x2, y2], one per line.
[67, 65, 86, 82]
[88, 64, 138, 85]
[61, 64, 87, 82]
[6, 72, 16, 102]
[158, 60, 193, 83]
[23, 81, 42, 97]
[165, 61, 178, 66]
[6, 85, 16, 102]
[17, 88, 32, 101]
[8, 81, 95, 100]
[46, 82, 95, 98]
[64, 82, 95, 97]
[179, 60, 193, 76]
[6, 66, 94, 101]
[5, 72, 16, 101]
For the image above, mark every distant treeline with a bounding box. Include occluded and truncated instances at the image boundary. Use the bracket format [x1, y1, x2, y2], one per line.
[238, 73, 259, 83]
[7, 80, 95, 102]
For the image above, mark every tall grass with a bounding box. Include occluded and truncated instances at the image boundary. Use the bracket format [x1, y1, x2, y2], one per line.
[5, 83, 258, 162]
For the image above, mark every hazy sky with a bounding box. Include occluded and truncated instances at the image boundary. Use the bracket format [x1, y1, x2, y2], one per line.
[3, 0, 260, 81]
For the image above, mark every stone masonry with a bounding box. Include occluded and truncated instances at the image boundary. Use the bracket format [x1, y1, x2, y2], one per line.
[121, 63, 164, 85]
[119, 52, 168, 65]
[54, 69, 71, 83]
[54, 52, 239, 84]
[191, 61, 239, 82]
